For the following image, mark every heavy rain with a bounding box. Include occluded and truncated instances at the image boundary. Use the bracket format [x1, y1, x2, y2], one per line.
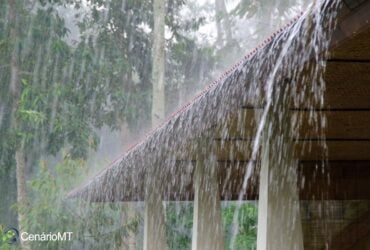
[1, 0, 370, 249]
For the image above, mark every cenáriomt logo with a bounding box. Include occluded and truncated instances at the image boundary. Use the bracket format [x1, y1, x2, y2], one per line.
[1, 224, 73, 245]
[0, 224, 19, 246]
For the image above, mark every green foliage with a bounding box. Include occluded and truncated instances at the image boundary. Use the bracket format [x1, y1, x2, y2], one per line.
[0, 1, 262, 249]
[223, 203, 258, 250]
[22, 153, 140, 250]
[164, 202, 258, 250]
[165, 202, 193, 250]
[22, 155, 83, 249]
[0, 224, 19, 250]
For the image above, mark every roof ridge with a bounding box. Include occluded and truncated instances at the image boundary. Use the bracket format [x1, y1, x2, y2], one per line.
[67, 10, 306, 197]
[106, 11, 305, 168]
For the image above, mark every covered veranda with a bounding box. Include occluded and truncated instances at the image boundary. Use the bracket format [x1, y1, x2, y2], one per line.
[68, 1, 370, 249]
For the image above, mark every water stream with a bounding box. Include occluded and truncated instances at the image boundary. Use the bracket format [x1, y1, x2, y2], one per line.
[229, 0, 341, 248]
[0, 0, 348, 249]
[71, 0, 342, 249]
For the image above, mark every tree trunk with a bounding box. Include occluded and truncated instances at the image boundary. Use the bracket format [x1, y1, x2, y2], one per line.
[8, 0, 20, 124]
[15, 148, 27, 230]
[120, 124, 137, 250]
[151, 0, 166, 127]
[215, 0, 232, 45]
[144, 1, 168, 248]
[8, 1, 30, 249]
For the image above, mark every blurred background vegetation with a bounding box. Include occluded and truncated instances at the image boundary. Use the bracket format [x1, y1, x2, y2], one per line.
[0, 0, 304, 249]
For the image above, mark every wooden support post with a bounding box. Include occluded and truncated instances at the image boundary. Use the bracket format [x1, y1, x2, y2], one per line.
[192, 154, 225, 250]
[143, 176, 168, 250]
[257, 120, 304, 249]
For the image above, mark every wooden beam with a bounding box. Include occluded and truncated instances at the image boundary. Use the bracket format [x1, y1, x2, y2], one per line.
[75, 160, 370, 202]
[256, 82, 304, 250]
[223, 109, 370, 139]
[300, 200, 370, 250]
[143, 168, 168, 250]
[330, 1, 370, 60]
[298, 161, 370, 200]
[328, 209, 370, 249]
[207, 139, 370, 161]
[191, 154, 225, 250]
[257, 150, 304, 250]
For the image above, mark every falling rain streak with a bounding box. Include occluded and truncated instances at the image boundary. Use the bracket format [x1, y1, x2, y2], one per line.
[0, 0, 356, 249]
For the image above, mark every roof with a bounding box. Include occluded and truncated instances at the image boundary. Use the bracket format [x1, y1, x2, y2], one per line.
[68, 1, 370, 202]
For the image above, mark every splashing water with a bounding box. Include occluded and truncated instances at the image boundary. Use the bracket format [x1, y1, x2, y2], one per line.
[70, 0, 343, 247]
[229, 0, 342, 248]
[10, 0, 344, 248]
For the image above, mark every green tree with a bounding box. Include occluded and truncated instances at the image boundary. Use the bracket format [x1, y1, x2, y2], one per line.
[223, 203, 258, 250]
[151, 0, 166, 127]
[23, 153, 140, 250]
[1, 1, 261, 249]
[0, 2, 126, 247]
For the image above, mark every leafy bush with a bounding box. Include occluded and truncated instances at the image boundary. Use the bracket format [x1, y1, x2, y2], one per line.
[22, 153, 139, 250]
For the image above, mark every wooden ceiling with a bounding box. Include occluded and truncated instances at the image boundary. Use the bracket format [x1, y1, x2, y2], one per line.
[207, 7, 370, 162]
[204, 2, 370, 201]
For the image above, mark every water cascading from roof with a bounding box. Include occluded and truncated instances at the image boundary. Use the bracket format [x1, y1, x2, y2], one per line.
[228, 0, 342, 248]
